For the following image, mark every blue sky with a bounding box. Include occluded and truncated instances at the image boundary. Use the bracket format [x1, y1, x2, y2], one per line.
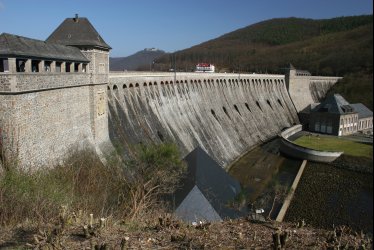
[0, 0, 372, 57]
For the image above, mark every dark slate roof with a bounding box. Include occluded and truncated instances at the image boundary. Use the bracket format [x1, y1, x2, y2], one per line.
[0, 33, 89, 62]
[173, 146, 244, 221]
[46, 16, 111, 50]
[312, 94, 355, 115]
[351, 103, 373, 119]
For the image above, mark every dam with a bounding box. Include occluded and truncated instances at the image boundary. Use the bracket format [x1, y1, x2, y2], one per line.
[0, 16, 341, 169]
[108, 72, 299, 168]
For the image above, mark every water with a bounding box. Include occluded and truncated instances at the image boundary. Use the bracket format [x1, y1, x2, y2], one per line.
[229, 138, 301, 219]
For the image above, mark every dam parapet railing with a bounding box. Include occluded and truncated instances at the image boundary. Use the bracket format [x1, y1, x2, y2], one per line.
[108, 71, 287, 91]
[279, 125, 343, 163]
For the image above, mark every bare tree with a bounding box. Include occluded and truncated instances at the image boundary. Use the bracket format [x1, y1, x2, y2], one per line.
[124, 143, 186, 220]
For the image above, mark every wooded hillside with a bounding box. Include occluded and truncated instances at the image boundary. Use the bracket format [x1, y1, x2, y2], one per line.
[155, 15, 373, 108]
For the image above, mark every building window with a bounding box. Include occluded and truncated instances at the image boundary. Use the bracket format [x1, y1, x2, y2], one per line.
[82, 63, 87, 72]
[44, 61, 52, 72]
[56, 62, 62, 72]
[74, 63, 79, 72]
[327, 120, 333, 134]
[315, 121, 320, 132]
[16, 59, 27, 72]
[0, 58, 9, 72]
[31, 60, 40, 72]
[65, 62, 71, 72]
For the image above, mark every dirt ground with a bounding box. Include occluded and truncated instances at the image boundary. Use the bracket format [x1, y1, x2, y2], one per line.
[0, 215, 372, 249]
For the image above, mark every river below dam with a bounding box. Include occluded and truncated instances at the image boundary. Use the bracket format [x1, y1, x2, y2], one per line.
[228, 138, 301, 220]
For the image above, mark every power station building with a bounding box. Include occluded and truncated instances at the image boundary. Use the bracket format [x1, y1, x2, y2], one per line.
[308, 94, 373, 136]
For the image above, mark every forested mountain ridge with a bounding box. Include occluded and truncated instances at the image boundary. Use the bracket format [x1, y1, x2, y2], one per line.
[155, 15, 373, 108]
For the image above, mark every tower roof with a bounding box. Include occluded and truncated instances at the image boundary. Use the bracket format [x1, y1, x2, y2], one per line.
[0, 33, 89, 62]
[46, 15, 111, 50]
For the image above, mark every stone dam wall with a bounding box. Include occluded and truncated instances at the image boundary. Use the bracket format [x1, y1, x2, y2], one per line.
[108, 73, 300, 168]
[0, 73, 109, 169]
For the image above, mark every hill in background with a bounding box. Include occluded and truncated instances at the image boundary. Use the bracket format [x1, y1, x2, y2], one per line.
[110, 48, 166, 71]
[155, 15, 373, 109]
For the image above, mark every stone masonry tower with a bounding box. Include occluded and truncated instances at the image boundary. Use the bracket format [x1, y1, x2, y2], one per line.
[46, 14, 112, 149]
[0, 15, 111, 168]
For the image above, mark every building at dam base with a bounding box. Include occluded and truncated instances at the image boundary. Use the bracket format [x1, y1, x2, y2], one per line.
[0, 16, 342, 169]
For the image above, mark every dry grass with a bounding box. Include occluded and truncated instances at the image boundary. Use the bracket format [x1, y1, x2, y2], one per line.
[0, 145, 372, 248]
[0, 142, 186, 229]
[0, 150, 128, 227]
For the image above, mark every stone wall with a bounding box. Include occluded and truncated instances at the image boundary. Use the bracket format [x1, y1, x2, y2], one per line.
[82, 49, 109, 85]
[0, 73, 90, 92]
[108, 73, 299, 168]
[0, 86, 94, 168]
[0, 45, 111, 168]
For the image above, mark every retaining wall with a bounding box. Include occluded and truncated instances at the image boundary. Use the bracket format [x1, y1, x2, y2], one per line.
[279, 125, 343, 163]
[0, 73, 110, 169]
